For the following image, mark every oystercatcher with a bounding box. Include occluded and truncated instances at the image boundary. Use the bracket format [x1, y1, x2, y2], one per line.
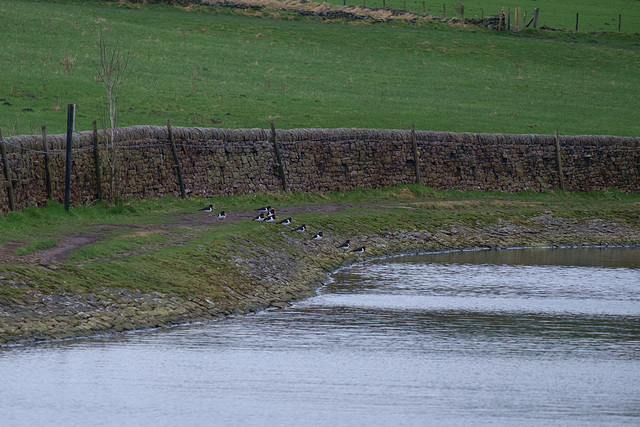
[351, 246, 366, 253]
[264, 214, 278, 223]
[199, 204, 214, 212]
[253, 213, 267, 221]
[311, 231, 324, 240]
[256, 205, 271, 213]
[278, 217, 293, 225]
[292, 224, 306, 232]
[337, 240, 351, 250]
[217, 211, 227, 219]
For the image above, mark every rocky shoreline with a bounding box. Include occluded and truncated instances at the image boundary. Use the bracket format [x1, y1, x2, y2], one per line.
[2, 214, 640, 346]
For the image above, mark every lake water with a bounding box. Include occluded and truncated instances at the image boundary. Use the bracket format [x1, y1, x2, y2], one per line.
[1, 247, 639, 426]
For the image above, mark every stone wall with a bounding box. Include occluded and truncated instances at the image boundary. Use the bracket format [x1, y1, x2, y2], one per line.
[1, 126, 639, 212]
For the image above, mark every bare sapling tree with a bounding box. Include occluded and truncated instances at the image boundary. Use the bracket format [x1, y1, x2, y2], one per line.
[91, 28, 133, 200]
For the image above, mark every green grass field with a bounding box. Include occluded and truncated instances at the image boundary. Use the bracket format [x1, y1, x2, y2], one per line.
[1, 0, 639, 137]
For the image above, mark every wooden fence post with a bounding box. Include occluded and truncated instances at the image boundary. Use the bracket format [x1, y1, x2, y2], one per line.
[517, 8, 521, 29]
[270, 120, 288, 192]
[64, 104, 74, 211]
[92, 121, 103, 201]
[167, 119, 186, 199]
[619, 14, 622, 33]
[41, 124, 53, 201]
[0, 129, 16, 211]
[555, 131, 565, 191]
[575, 13, 579, 32]
[411, 125, 421, 185]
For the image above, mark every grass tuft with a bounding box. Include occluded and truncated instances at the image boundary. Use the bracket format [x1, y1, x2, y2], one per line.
[14, 238, 59, 256]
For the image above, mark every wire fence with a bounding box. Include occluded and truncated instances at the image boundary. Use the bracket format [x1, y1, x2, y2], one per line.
[313, 0, 639, 33]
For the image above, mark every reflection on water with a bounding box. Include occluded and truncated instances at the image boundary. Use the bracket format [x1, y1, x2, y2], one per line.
[1, 247, 639, 427]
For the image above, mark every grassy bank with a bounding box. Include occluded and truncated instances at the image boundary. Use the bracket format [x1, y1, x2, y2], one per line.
[1, 187, 640, 344]
[1, 0, 639, 137]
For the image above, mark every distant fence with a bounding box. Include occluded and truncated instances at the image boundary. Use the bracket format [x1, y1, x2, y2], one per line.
[332, 0, 639, 33]
[202, 0, 640, 33]
[1, 124, 639, 213]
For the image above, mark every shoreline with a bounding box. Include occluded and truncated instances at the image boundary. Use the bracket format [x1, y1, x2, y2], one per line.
[3, 213, 640, 346]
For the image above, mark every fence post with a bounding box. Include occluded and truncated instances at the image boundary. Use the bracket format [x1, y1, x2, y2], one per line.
[619, 14, 621, 33]
[270, 120, 288, 192]
[92, 121, 103, 201]
[517, 8, 521, 29]
[167, 119, 186, 199]
[64, 104, 74, 211]
[41, 125, 53, 201]
[0, 129, 16, 211]
[533, 8, 539, 28]
[555, 131, 565, 191]
[411, 125, 421, 185]
[575, 13, 579, 32]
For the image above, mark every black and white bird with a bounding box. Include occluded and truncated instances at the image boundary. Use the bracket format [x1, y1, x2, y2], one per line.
[256, 205, 272, 213]
[278, 217, 293, 225]
[292, 224, 306, 232]
[351, 246, 366, 254]
[253, 213, 267, 221]
[199, 204, 214, 213]
[311, 231, 324, 241]
[264, 214, 278, 223]
[337, 240, 351, 250]
[217, 211, 227, 219]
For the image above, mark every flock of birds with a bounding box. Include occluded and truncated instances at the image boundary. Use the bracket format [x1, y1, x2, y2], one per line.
[199, 203, 366, 254]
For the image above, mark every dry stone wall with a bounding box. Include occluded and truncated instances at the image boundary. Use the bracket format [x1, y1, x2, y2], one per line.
[1, 126, 638, 212]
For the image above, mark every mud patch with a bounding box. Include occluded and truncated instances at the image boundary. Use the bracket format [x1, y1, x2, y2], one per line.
[12, 234, 100, 264]
[0, 241, 28, 261]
